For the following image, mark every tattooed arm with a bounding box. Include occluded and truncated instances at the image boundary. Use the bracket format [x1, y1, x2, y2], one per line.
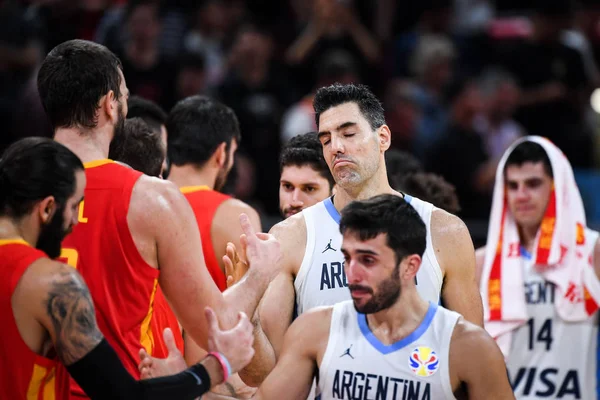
[16, 260, 231, 399]
[39, 262, 103, 365]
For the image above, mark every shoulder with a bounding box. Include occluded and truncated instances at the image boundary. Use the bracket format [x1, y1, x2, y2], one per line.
[450, 317, 504, 370]
[285, 306, 333, 347]
[218, 198, 261, 224]
[269, 213, 307, 275]
[131, 176, 192, 217]
[16, 258, 89, 307]
[430, 209, 475, 270]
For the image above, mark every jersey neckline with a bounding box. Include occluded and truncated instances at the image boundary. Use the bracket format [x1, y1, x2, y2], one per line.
[357, 301, 438, 355]
[180, 185, 211, 194]
[83, 159, 114, 169]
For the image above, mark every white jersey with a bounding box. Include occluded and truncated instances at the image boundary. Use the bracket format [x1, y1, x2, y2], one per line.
[318, 300, 459, 400]
[507, 228, 599, 400]
[295, 195, 443, 316]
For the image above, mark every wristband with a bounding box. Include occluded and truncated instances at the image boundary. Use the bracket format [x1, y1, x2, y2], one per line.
[208, 352, 232, 382]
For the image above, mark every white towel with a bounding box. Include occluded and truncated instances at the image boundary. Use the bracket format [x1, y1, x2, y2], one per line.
[480, 136, 600, 356]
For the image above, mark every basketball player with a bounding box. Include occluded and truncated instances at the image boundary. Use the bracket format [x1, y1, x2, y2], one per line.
[167, 95, 262, 292]
[140, 195, 515, 399]
[235, 83, 483, 385]
[125, 96, 169, 176]
[109, 118, 164, 177]
[37, 39, 281, 397]
[279, 132, 335, 219]
[0, 137, 255, 399]
[109, 117, 185, 360]
[476, 138, 600, 399]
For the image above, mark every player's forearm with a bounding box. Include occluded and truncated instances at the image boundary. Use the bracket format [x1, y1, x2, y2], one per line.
[221, 269, 271, 330]
[238, 317, 276, 386]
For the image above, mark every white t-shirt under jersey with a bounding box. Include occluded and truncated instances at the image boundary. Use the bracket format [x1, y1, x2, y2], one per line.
[318, 300, 459, 400]
[506, 228, 600, 400]
[294, 195, 444, 316]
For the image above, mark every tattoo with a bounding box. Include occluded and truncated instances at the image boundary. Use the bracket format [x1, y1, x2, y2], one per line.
[46, 269, 103, 365]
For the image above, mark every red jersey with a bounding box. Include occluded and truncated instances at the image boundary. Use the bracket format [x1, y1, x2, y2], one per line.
[60, 160, 170, 398]
[150, 286, 184, 358]
[181, 186, 231, 292]
[0, 239, 71, 400]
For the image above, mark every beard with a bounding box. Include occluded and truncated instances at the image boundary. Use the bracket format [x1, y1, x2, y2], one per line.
[350, 264, 401, 314]
[112, 102, 126, 143]
[280, 205, 302, 219]
[214, 150, 233, 191]
[36, 204, 71, 259]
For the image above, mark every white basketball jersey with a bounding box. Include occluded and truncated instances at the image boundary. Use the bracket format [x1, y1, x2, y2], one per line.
[507, 228, 599, 400]
[318, 300, 459, 400]
[295, 195, 443, 316]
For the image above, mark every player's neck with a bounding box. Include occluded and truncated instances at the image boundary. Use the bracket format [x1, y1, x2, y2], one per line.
[518, 224, 540, 253]
[167, 164, 215, 190]
[333, 174, 396, 211]
[365, 288, 430, 345]
[0, 216, 38, 247]
[54, 126, 112, 164]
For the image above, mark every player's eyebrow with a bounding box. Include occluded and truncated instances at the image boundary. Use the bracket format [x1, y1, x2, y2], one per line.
[318, 121, 358, 138]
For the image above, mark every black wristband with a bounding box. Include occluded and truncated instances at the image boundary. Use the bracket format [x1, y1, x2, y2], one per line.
[140, 362, 212, 400]
[66, 338, 212, 400]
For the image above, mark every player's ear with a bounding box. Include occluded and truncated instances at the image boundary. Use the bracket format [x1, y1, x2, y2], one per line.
[400, 254, 421, 282]
[377, 125, 391, 152]
[214, 142, 227, 168]
[38, 196, 57, 224]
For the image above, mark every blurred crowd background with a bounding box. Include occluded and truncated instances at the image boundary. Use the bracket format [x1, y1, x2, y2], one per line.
[2, 0, 600, 245]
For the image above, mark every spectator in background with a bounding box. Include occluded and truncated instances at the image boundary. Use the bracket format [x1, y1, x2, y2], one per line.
[478, 68, 524, 160]
[410, 34, 456, 157]
[165, 52, 209, 111]
[182, 0, 231, 90]
[109, 117, 164, 177]
[0, 0, 43, 153]
[502, 0, 594, 168]
[280, 49, 359, 143]
[218, 22, 296, 215]
[426, 78, 494, 220]
[284, 0, 380, 89]
[116, 0, 175, 110]
[383, 79, 422, 151]
[126, 95, 169, 176]
[389, 0, 454, 77]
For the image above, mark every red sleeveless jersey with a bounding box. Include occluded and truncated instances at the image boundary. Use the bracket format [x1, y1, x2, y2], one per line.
[0, 239, 71, 400]
[59, 160, 177, 398]
[181, 186, 231, 292]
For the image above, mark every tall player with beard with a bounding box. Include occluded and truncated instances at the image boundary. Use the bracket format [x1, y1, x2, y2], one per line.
[141, 195, 514, 400]
[37, 40, 282, 399]
[0, 138, 258, 400]
[167, 96, 262, 292]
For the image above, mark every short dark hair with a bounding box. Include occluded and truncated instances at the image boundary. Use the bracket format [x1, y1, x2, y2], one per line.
[167, 96, 241, 168]
[392, 172, 461, 215]
[38, 39, 123, 130]
[340, 194, 426, 263]
[385, 149, 424, 182]
[504, 141, 553, 178]
[280, 132, 334, 188]
[127, 96, 167, 134]
[313, 83, 385, 131]
[109, 118, 164, 177]
[0, 137, 83, 219]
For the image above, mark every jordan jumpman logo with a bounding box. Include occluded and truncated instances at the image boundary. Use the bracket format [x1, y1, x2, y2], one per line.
[340, 344, 354, 359]
[322, 239, 337, 253]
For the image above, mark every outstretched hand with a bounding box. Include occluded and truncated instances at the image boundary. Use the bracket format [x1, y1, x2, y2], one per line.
[139, 328, 187, 379]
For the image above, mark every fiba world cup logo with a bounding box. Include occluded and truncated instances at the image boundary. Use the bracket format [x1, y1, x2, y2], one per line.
[409, 346, 440, 377]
